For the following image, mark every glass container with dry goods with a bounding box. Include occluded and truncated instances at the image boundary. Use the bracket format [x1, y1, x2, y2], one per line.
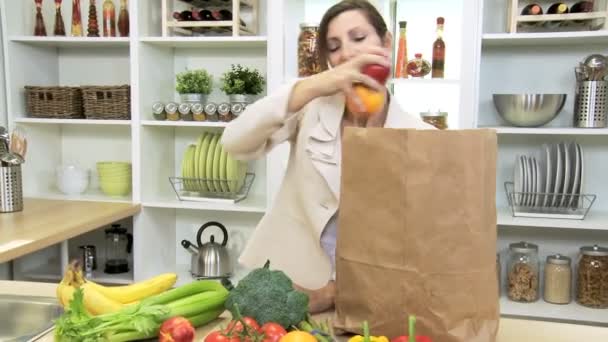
[152, 102, 166, 121]
[192, 103, 205, 122]
[576, 244, 608, 308]
[543, 254, 572, 304]
[507, 241, 540, 303]
[204, 103, 218, 122]
[178, 103, 193, 121]
[298, 24, 321, 77]
[102, 0, 117, 37]
[165, 102, 179, 121]
[420, 110, 448, 130]
[406, 53, 431, 78]
[218, 103, 232, 122]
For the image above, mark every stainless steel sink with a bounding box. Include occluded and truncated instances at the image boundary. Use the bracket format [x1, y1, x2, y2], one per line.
[0, 294, 63, 342]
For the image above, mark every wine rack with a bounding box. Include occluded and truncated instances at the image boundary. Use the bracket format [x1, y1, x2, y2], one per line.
[507, 0, 608, 33]
[162, 0, 259, 37]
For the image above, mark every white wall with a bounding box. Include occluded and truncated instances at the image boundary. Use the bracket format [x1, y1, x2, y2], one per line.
[0, 4, 6, 128]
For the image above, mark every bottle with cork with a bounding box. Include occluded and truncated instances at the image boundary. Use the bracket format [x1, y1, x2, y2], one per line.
[432, 17, 445, 79]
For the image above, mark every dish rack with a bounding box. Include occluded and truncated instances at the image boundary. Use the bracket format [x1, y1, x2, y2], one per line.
[169, 173, 255, 204]
[504, 182, 596, 220]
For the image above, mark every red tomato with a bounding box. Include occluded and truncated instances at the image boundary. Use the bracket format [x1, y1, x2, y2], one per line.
[362, 64, 390, 84]
[225, 317, 261, 333]
[205, 330, 240, 342]
[260, 322, 287, 342]
[158, 316, 195, 342]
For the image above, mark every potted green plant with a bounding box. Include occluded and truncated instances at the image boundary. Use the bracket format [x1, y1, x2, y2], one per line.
[175, 68, 213, 103]
[220, 64, 265, 103]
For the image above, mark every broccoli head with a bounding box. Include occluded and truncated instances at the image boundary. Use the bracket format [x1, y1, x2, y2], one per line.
[225, 260, 309, 328]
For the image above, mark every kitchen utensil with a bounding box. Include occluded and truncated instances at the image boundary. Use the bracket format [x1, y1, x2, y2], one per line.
[574, 81, 607, 128]
[79, 245, 97, 275]
[180, 221, 232, 279]
[9, 127, 27, 159]
[493, 94, 566, 127]
[0, 151, 25, 165]
[104, 224, 132, 274]
[584, 55, 607, 81]
[0, 126, 9, 152]
[0, 164, 23, 213]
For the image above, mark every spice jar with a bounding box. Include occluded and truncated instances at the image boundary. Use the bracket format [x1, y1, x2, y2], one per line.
[218, 102, 232, 122]
[406, 53, 431, 78]
[298, 24, 321, 77]
[152, 102, 166, 121]
[507, 241, 540, 302]
[544, 254, 572, 305]
[165, 102, 179, 121]
[231, 103, 245, 120]
[576, 244, 608, 308]
[178, 103, 193, 121]
[420, 110, 448, 130]
[204, 103, 218, 122]
[191, 103, 206, 122]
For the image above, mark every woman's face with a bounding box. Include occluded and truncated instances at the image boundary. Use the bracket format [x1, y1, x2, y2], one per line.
[325, 10, 390, 68]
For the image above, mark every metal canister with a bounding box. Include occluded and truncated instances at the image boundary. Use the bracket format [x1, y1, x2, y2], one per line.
[165, 102, 180, 121]
[152, 102, 166, 121]
[178, 103, 193, 121]
[205, 103, 219, 122]
[218, 102, 232, 122]
[192, 103, 206, 122]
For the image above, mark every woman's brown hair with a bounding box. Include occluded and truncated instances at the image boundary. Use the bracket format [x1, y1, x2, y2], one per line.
[317, 0, 389, 71]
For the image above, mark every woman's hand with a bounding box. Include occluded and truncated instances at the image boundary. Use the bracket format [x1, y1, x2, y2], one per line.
[293, 281, 336, 314]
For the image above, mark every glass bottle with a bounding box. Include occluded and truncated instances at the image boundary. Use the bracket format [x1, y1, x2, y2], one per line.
[34, 0, 48, 36]
[87, 0, 100, 37]
[298, 24, 321, 77]
[520, 4, 543, 27]
[570, 1, 594, 25]
[54, 0, 66, 36]
[117, 0, 129, 37]
[102, 0, 116, 37]
[543, 254, 572, 304]
[406, 53, 431, 78]
[545, 2, 569, 28]
[431, 17, 445, 79]
[576, 245, 608, 308]
[395, 21, 408, 78]
[507, 241, 540, 303]
[71, 0, 83, 36]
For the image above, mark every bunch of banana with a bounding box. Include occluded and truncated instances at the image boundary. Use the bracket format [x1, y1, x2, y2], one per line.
[56, 261, 177, 316]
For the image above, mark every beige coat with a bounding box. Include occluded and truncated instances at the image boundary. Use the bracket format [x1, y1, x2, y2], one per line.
[221, 80, 434, 289]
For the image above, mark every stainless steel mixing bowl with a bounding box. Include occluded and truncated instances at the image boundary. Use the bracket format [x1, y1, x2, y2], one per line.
[493, 94, 567, 127]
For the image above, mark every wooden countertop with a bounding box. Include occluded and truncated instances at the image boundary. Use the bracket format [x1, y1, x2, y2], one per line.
[0, 198, 141, 263]
[2, 280, 607, 342]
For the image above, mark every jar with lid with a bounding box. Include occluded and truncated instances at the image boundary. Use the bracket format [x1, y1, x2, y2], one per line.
[218, 102, 232, 122]
[191, 103, 206, 122]
[420, 110, 448, 130]
[165, 102, 179, 121]
[204, 103, 218, 122]
[406, 53, 431, 78]
[152, 102, 166, 121]
[298, 23, 321, 77]
[178, 103, 193, 121]
[576, 244, 608, 308]
[544, 254, 572, 304]
[507, 241, 540, 302]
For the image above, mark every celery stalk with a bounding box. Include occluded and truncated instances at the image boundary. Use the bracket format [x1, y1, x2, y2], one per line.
[141, 280, 227, 306]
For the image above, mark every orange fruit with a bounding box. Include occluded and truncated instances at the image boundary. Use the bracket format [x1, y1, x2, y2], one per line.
[279, 331, 317, 342]
[346, 85, 386, 117]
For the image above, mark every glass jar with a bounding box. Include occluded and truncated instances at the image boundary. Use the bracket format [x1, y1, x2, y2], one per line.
[543, 254, 572, 304]
[218, 103, 232, 122]
[420, 110, 448, 130]
[298, 24, 321, 77]
[165, 102, 179, 121]
[191, 103, 206, 122]
[178, 103, 193, 121]
[507, 241, 540, 302]
[152, 102, 166, 121]
[406, 53, 431, 78]
[204, 103, 218, 122]
[576, 244, 608, 308]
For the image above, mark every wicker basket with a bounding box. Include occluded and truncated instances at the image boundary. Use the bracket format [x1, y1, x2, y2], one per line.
[24, 86, 84, 119]
[81, 85, 131, 120]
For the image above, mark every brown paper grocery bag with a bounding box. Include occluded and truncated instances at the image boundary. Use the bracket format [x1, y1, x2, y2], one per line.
[334, 128, 499, 342]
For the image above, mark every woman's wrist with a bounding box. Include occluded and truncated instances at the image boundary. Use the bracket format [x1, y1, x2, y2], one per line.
[287, 76, 322, 113]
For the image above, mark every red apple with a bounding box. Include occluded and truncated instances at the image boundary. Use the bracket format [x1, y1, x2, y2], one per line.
[159, 316, 195, 342]
[362, 64, 390, 84]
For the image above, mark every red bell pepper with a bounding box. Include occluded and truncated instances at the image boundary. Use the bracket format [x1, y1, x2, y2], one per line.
[390, 316, 432, 342]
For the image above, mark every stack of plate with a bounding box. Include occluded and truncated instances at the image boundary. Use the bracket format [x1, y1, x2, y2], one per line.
[180, 132, 248, 194]
[512, 142, 584, 209]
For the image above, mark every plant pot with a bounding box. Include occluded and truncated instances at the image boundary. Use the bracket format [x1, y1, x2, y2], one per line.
[228, 94, 253, 104]
[180, 93, 208, 104]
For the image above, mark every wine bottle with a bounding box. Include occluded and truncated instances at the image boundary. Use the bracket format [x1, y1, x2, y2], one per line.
[172, 10, 193, 21]
[431, 17, 445, 79]
[570, 1, 594, 24]
[102, 0, 116, 37]
[545, 2, 568, 28]
[520, 4, 543, 26]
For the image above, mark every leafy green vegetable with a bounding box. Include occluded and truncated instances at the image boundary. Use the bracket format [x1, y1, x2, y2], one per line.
[176, 69, 213, 94]
[224, 260, 309, 328]
[220, 64, 265, 95]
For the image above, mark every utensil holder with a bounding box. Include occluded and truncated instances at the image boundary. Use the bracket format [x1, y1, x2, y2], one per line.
[0, 165, 23, 213]
[574, 81, 607, 128]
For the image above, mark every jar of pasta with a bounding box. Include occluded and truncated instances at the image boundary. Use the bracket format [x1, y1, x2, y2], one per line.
[576, 245, 608, 308]
[507, 241, 540, 303]
[298, 24, 321, 77]
[543, 254, 572, 305]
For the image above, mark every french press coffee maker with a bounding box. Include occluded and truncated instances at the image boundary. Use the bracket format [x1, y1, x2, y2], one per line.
[104, 224, 133, 274]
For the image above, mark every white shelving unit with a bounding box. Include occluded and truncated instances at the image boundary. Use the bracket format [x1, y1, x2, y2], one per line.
[14, 118, 132, 126]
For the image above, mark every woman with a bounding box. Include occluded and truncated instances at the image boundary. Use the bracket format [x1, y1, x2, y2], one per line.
[221, 0, 433, 313]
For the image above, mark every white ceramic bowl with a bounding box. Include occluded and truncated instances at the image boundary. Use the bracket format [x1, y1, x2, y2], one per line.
[56, 166, 89, 195]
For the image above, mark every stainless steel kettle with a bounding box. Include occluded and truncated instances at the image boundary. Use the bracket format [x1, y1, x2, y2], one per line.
[181, 221, 232, 279]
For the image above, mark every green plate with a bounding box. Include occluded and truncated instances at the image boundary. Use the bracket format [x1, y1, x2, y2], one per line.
[206, 134, 219, 192]
[226, 152, 247, 193]
[212, 138, 223, 192]
[182, 145, 196, 191]
[198, 133, 213, 192]
[218, 143, 228, 192]
[193, 134, 206, 191]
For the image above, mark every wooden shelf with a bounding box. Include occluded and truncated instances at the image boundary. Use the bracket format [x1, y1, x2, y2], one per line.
[516, 11, 608, 23]
[482, 31, 608, 46]
[140, 36, 267, 48]
[143, 194, 266, 213]
[14, 118, 131, 126]
[9, 36, 130, 48]
[497, 207, 608, 230]
[500, 295, 608, 326]
[480, 126, 608, 135]
[141, 120, 228, 127]
[35, 189, 132, 204]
